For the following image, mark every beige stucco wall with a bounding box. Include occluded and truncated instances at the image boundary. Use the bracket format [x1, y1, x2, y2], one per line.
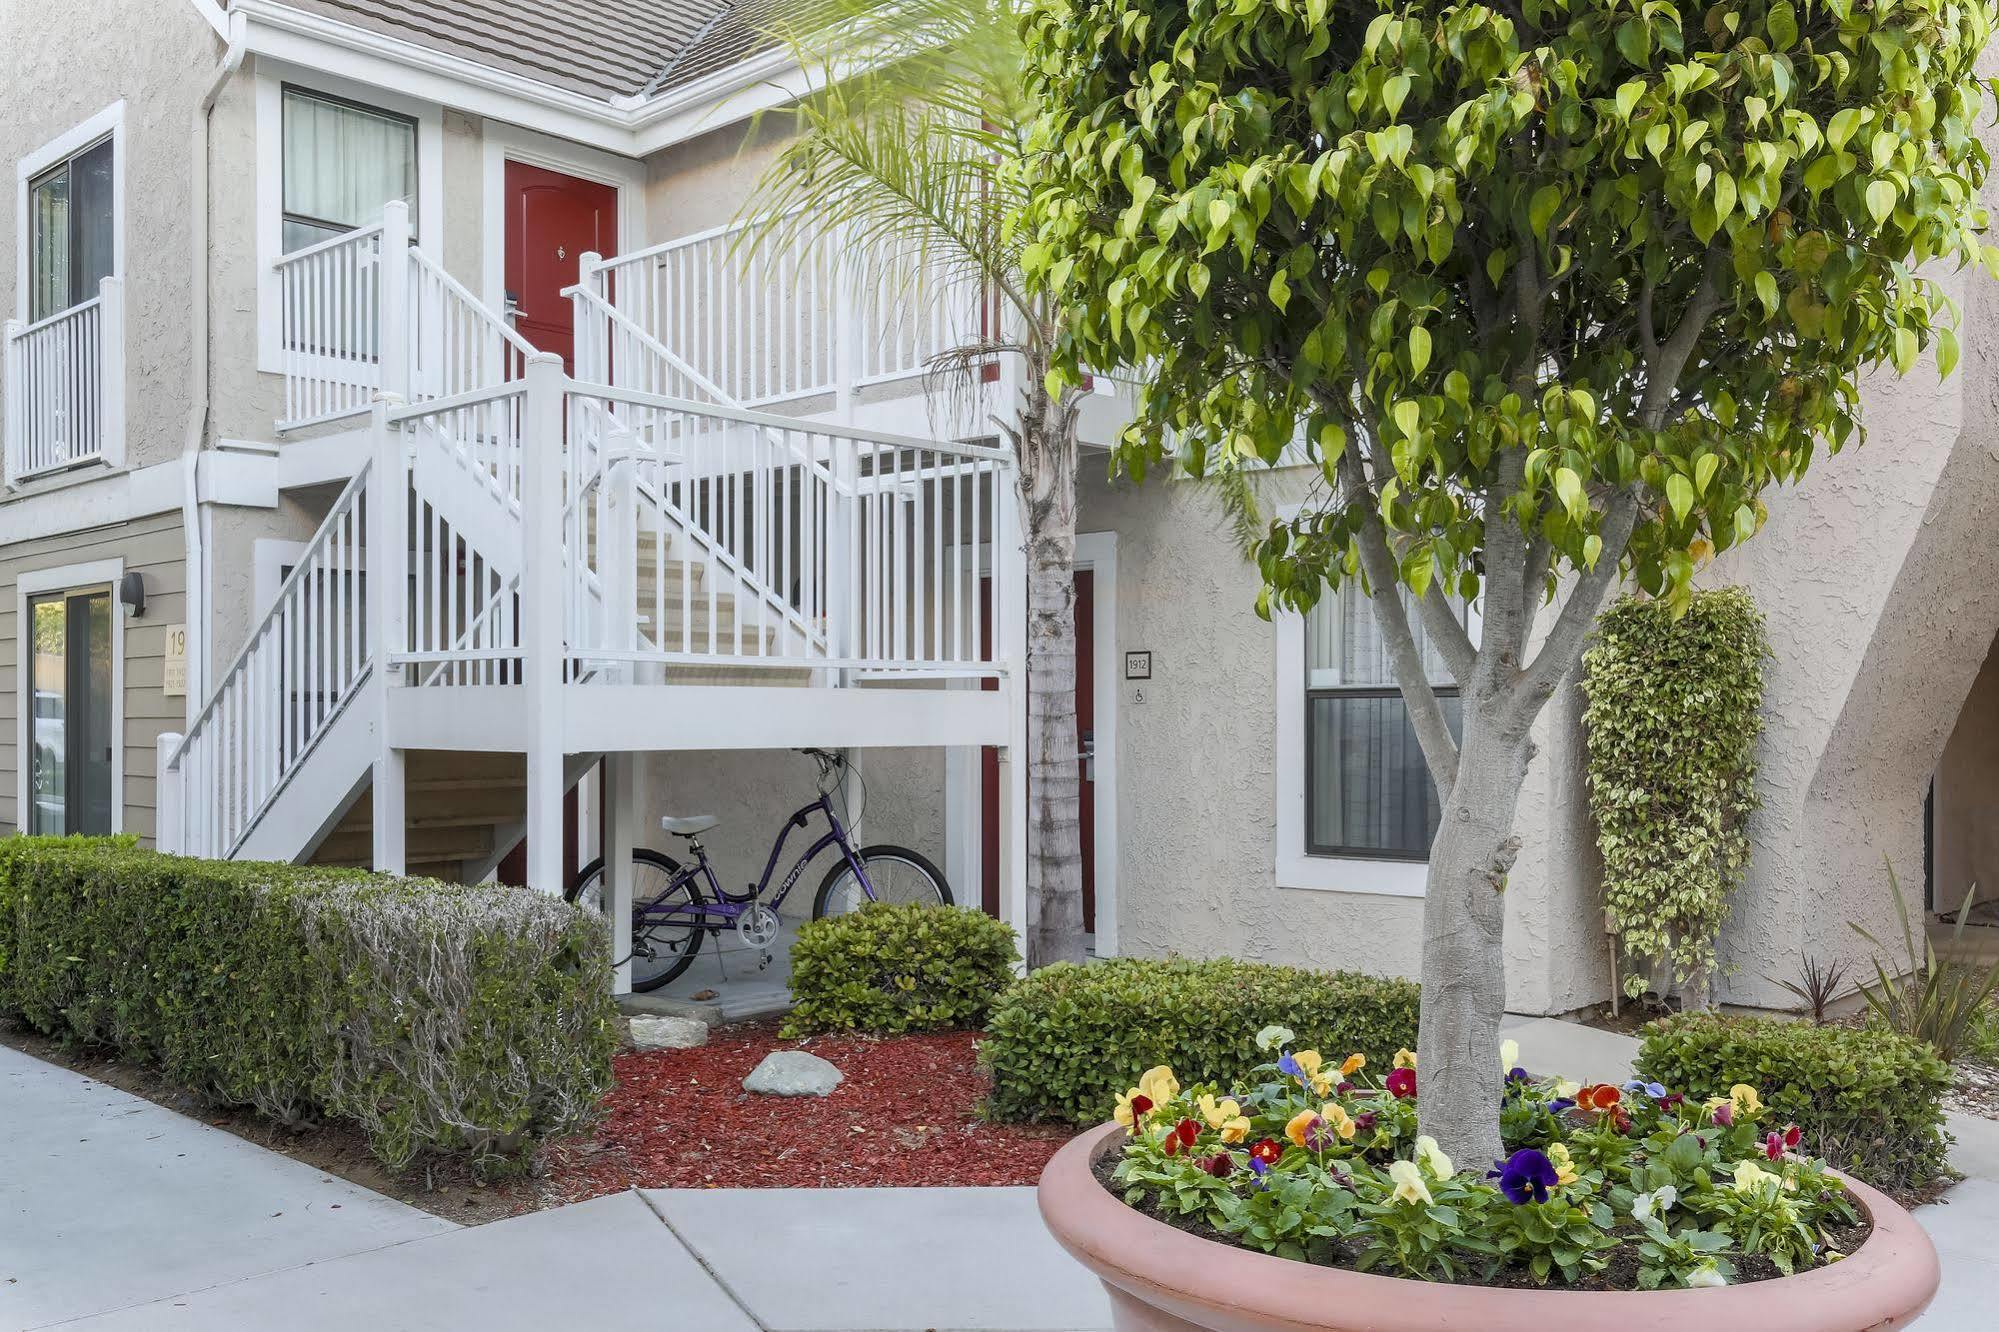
[0, 0, 218, 475]
[640, 117, 793, 246]
[0, 511, 188, 845]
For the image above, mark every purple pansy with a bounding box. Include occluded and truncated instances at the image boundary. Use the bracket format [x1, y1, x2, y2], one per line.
[1624, 1079, 1669, 1100]
[1489, 1148, 1560, 1204]
[1277, 1052, 1304, 1078]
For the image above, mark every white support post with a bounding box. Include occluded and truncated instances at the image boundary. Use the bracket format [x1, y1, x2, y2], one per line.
[98, 275, 126, 469]
[996, 461, 1030, 964]
[155, 733, 185, 854]
[575, 251, 602, 383]
[603, 751, 637, 995]
[521, 354, 568, 895]
[834, 239, 859, 423]
[368, 392, 408, 875]
[379, 201, 413, 401]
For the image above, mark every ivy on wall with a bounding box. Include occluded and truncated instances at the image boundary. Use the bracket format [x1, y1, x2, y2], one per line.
[1581, 588, 1768, 1001]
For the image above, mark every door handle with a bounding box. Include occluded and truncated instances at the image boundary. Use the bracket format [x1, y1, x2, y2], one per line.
[1077, 734, 1095, 782]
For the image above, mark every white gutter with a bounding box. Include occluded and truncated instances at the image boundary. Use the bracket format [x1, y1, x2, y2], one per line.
[181, 7, 247, 723]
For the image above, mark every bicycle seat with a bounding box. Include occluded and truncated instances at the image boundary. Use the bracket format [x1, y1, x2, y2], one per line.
[661, 815, 720, 837]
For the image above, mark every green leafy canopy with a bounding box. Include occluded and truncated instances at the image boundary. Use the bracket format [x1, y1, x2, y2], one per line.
[1020, 0, 1999, 617]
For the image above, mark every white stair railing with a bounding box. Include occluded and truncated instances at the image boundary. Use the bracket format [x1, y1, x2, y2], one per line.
[3, 277, 124, 484]
[164, 462, 373, 857]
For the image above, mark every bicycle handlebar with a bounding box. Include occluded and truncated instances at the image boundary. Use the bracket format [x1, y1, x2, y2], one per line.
[799, 747, 846, 768]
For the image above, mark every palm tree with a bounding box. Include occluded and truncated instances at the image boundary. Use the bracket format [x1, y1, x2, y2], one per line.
[736, 0, 1088, 965]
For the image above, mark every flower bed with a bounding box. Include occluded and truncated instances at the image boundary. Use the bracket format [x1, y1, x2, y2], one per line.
[1097, 1026, 1872, 1291]
[536, 1021, 1069, 1201]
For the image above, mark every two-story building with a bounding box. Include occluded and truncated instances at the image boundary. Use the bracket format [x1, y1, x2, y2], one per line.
[5, 0, 1995, 1014]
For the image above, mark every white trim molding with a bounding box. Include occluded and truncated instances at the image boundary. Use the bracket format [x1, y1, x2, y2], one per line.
[252, 63, 446, 375]
[15, 557, 127, 837]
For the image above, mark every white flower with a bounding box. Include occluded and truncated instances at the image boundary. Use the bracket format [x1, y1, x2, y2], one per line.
[1255, 1024, 1296, 1053]
[1684, 1264, 1728, 1289]
[1631, 1185, 1679, 1221]
[1500, 1038, 1520, 1071]
[1413, 1134, 1455, 1180]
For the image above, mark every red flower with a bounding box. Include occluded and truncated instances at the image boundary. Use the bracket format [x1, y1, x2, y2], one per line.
[1199, 1152, 1234, 1178]
[1386, 1067, 1417, 1099]
[1577, 1083, 1623, 1112]
[1765, 1131, 1784, 1161]
[1130, 1094, 1154, 1117]
[1162, 1133, 1181, 1157]
[1784, 1124, 1802, 1149]
[1249, 1138, 1282, 1165]
[1613, 1108, 1633, 1135]
[1175, 1118, 1201, 1148]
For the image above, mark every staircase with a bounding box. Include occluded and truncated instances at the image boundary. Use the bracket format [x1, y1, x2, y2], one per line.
[158, 201, 1016, 890]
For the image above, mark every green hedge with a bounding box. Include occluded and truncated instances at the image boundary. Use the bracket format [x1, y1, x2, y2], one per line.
[982, 957, 1421, 1125]
[1635, 1012, 1952, 1191]
[782, 903, 1019, 1037]
[0, 837, 618, 1175]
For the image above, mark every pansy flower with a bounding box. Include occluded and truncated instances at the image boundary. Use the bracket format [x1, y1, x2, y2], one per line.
[1197, 1094, 1250, 1142]
[1321, 1103, 1358, 1142]
[1339, 1052, 1367, 1077]
[1248, 1138, 1282, 1166]
[1414, 1134, 1454, 1180]
[1499, 1038, 1520, 1072]
[1386, 1066, 1417, 1099]
[1198, 1151, 1234, 1179]
[1764, 1131, 1785, 1161]
[1623, 1078, 1669, 1100]
[1685, 1265, 1728, 1289]
[1704, 1096, 1736, 1127]
[1728, 1083, 1762, 1116]
[1731, 1159, 1777, 1194]
[1254, 1024, 1296, 1053]
[1387, 1158, 1433, 1206]
[1576, 1083, 1623, 1112]
[1284, 1109, 1322, 1149]
[1490, 1148, 1559, 1204]
[1113, 1089, 1155, 1134]
[1546, 1141, 1579, 1187]
[1631, 1184, 1678, 1221]
[1392, 1048, 1418, 1070]
[1137, 1065, 1181, 1106]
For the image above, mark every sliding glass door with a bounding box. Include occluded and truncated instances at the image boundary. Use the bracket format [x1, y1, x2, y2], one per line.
[27, 589, 113, 835]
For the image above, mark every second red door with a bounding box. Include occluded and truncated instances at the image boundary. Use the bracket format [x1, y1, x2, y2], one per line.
[503, 161, 618, 371]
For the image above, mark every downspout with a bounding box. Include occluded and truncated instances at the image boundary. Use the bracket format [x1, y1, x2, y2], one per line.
[181, 11, 246, 722]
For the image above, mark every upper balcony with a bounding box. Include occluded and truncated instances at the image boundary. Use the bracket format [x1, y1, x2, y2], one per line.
[2, 277, 125, 486]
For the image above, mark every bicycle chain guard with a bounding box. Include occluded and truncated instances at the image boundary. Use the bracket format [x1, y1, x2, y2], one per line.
[736, 904, 781, 949]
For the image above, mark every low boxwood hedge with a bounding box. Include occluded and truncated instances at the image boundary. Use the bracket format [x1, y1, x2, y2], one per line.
[1635, 1011, 1953, 1191]
[782, 903, 1019, 1037]
[981, 957, 1421, 1125]
[0, 836, 618, 1176]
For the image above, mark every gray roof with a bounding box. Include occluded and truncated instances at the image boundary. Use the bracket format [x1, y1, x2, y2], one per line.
[266, 0, 792, 102]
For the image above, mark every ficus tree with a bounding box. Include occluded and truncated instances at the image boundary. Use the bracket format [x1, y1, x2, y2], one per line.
[739, 0, 1091, 966]
[1019, 0, 1999, 1165]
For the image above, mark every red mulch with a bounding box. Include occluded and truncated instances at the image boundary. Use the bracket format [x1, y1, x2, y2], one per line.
[534, 1021, 1071, 1204]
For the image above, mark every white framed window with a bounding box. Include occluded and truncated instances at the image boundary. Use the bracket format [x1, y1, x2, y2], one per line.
[1275, 578, 1476, 897]
[14, 101, 124, 325]
[15, 559, 125, 838]
[255, 69, 443, 374]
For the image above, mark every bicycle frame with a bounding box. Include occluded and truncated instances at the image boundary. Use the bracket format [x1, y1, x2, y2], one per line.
[635, 789, 877, 932]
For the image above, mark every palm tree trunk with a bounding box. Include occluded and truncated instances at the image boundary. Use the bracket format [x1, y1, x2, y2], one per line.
[1019, 386, 1086, 968]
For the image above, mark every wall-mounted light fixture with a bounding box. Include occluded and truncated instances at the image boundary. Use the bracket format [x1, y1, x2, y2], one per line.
[118, 571, 146, 619]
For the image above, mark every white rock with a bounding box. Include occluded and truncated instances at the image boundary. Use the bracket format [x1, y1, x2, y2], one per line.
[629, 1014, 709, 1050]
[742, 1049, 843, 1096]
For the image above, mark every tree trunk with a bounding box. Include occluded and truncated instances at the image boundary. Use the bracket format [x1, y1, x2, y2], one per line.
[1415, 712, 1536, 1171]
[1019, 393, 1086, 968]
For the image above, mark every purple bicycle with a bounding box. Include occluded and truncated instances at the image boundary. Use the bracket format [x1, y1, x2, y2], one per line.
[566, 748, 951, 991]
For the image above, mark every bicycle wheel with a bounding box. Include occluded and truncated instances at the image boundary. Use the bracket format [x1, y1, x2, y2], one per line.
[812, 845, 953, 918]
[570, 850, 706, 992]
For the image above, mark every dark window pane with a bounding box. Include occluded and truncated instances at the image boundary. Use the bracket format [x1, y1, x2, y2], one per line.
[1307, 693, 1462, 857]
[69, 138, 115, 305]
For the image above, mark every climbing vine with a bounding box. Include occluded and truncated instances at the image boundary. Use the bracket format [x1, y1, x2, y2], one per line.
[1581, 588, 1767, 1002]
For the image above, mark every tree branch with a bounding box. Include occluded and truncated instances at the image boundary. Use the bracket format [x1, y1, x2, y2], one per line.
[1352, 426, 1480, 685]
[1515, 488, 1642, 705]
[1640, 246, 1730, 428]
[1335, 444, 1462, 793]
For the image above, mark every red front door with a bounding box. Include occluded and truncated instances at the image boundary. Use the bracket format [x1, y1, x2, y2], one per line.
[503, 162, 618, 371]
[981, 571, 1096, 933]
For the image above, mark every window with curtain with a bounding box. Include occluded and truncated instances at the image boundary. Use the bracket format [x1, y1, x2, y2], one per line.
[1305, 586, 1465, 859]
[28, 136, 114, 323]
[281, 88, 416, 253]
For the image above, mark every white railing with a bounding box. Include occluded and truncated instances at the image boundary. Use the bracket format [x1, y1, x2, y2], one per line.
[580, 220, 994, 411]
[165, 463, 372, 857]
[3, 277, 124, 484]
[275, 202, 533, 433]
[274, 223, 384, 430]
[570, 383, 1008, 676]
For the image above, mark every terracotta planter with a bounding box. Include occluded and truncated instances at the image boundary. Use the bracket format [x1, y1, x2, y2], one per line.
[1038, 1123, 1941, 1332]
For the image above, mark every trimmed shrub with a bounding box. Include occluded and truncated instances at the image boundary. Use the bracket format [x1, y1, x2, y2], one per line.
[0, 838, 618, 1175]
[782, 903, 1019, 1036]
[982, 957, 1421, 1125]
[1636, 1012, 1952, 1191]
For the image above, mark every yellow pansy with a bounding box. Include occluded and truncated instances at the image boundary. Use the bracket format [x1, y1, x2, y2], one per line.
[1321, 1103, 1358, 1141]
[1729, 1084, 1762, 1116]
[1731, 1160, 1777, 1194]
[1113, 1087, 1154, 1133]
[1500, 1039, 1520, 1071]
[1393, 1048, 1418, 1070]
[1218, 1114, 1251, 1143]
[1551, 1078, 1580, 1100]
[1310, 1073, 1335, 1097]
[1388, 1158, 1434, 1205]
[1414, 1134, 1454, 1180]
[1285, 1109, 1322, 1148]
[1340, 1052, 1367, 1077]
[1197, 1094, 1252, 1142]
[1293, 1050, 1324, 1080]
[1137, 1065, 1180, 1106]
[1548, 1142, 1579, 1187]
